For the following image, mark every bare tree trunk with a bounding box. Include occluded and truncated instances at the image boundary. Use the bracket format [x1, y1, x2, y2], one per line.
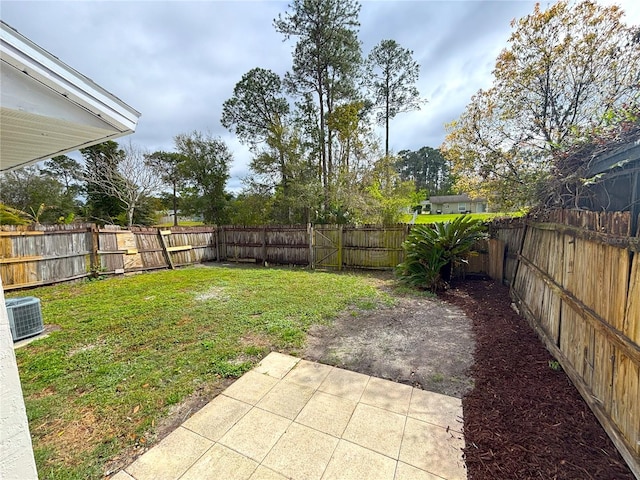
[172, 181, 178, 227]
[385, 77, 390, 157]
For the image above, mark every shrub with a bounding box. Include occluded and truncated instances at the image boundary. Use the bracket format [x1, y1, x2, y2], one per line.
[396, 215, 487, 290]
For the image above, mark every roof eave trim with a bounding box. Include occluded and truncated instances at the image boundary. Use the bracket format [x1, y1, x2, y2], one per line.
[0, 21, 141, 133]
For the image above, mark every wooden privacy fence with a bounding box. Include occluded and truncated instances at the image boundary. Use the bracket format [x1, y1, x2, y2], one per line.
[489, 210, 640, 477]
[0, 223, 491, 290]
[0, 223, 382, 288]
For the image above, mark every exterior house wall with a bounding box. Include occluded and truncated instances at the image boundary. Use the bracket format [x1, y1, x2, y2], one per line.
[0, 276, 38, 479]
[427, 194, 488, 214]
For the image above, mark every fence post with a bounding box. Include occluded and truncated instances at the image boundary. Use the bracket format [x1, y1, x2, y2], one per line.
[89, 224, 99, 277]
[488, 238, 506, 282]
[338, 225, 343, 271]
[214, 226, 219, 262]
[308, 223, 314, 269]
[262, 226, 267, 266]
[631, 171, 639, 236]
[219, 226, 225, 261]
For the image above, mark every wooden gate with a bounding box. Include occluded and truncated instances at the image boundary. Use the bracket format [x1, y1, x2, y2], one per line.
[313, 225, 342, 269]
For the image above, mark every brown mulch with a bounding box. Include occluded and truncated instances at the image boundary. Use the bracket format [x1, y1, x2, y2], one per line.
[440, 279, 634, 480]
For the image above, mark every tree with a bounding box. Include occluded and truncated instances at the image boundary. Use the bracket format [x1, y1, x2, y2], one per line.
[221, 68, 290, 149]
[175, 131, 232, 225]
[362, 155, 414, 224]
[366, 39, 423, 156]
[146, 151, 187, 226]
[442, 1, 640, 209]
[81, 141, 127, 224]
[222, 67, 308, 220]
[248, 122, 320, 223]
[42, 155, 82, 196]
[82, 141, 162, 226]
[0, 167, 77, 224]
[275, 0, 362, 209]
[327, 101, 364, 172]
[396, 147, 453, 196]
[228, 189, 274, 226]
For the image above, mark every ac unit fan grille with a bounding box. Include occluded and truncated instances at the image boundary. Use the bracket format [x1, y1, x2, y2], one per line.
[6, 297, 44, 341]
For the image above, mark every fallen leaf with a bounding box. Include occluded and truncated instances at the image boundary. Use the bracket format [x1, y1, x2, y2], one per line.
[133, 405, 140, 414]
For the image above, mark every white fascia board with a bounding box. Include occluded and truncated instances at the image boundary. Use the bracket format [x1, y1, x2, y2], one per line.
[0, 21, 140, 133]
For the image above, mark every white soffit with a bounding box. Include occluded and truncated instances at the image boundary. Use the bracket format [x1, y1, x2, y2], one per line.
[0, 21, 141, 171]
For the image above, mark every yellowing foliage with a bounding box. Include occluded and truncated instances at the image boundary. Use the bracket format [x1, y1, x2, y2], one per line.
[442, 0, 640, 210]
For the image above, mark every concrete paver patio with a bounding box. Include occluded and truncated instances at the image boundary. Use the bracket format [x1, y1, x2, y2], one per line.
[112, 352, 466, 480]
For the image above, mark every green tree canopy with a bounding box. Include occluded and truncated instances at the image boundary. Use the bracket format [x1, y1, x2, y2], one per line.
[0, 167, 78, 224]
[175, 131, 232, 225]
[42, 155, 82, 196]
[146, 151, 187, 226]
[81, 141, 127, 224]
[221, 67, 290, 149]
[396, 147, 453, 197]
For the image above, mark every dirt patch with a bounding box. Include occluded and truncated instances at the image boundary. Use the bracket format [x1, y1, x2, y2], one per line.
[39, 406, 116, 468]
[441, 279, 634, 480]
[304, 278, 475, 398]
[194, 286, 229, 302]
[239, 332, 272, 349]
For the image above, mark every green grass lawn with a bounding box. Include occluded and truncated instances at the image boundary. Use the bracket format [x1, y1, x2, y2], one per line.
[399, 212, 520, 224]
[10, 266, 385, 479]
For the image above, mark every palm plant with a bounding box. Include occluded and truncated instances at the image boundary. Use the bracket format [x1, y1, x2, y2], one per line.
[0, 203, 41, 225]
[397, 215, 487, 290]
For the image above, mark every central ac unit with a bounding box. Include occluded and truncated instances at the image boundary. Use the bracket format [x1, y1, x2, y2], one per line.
[6, 297, 44, 341]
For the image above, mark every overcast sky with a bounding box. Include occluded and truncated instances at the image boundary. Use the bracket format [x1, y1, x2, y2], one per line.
[2, 0, 639, 192]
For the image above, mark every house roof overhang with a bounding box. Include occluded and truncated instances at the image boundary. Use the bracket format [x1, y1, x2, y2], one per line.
[0, 21, 141, 171]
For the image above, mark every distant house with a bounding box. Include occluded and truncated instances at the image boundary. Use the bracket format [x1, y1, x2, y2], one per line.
[156, 210, 204, 225]
[422, 194, 488, 214]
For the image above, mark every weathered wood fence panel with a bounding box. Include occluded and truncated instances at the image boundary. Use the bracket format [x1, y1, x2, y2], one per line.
[342, 224, 408, 269]
[0, 225, 93, 290]
[134, 229, 166, 269]
[96, 226, 218, 272]
[221, 225, 307, 265]
[490, 219, 526, 285]
[263, 225, 309, 265]
[501, 210, 640, 477]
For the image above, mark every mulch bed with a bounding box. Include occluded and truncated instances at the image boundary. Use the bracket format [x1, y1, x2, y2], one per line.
[440, 279, 634, 480]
